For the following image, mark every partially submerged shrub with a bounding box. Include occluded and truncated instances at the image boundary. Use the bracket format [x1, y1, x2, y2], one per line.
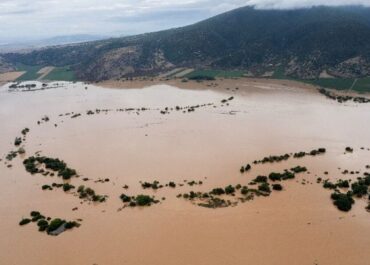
[120, 194, 131, 203]
[120, 194, 158, 207]
[47, 218, 65, 233]
[269, 171, 295, 181]
[21, 128, 30, 136]
[62, 183, 75, 192]
[210, 188, 225, 196]
[258, 183, 271, 193]
[331, 193, 354, 212]
[323, 180, 337, 190]
[272, 184, 283, 191]
[14, 137, 22, 146]
[294, 152, 306, 158]
[290, 166, 307, 174]
[351, 182, 368, 197]
[19, 218, 31, 226]
[254, 176, 268, 183]
[168, 182, 176, 188]
[141, 181, 161, 190]
[345, 147, 353, 153]
[198, 197, 230, 209]
[42, 185, 53, 190]
[77, 185, 106, 202]
[135, 195, 154, 206]
[23, 156, 77, 179]
[225, 185, 235, 194]
[240, 164, 252, 173]
[336, 180, 350, 188]
[19, 211, 80, 235]
[37, 219, 49, 231]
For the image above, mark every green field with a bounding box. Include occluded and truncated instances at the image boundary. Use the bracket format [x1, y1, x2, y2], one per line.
[15, 65, 77, 82]
[185, 68, 370, 92]
[299, 78, 370, 93]
[44, 66, 76, 81]
[302, 78, 355, 90]
[271, 67, 370, 93]
[353, 77, 370, 93]
[16, 64, 43, 81]
[186, 70, 247, 79]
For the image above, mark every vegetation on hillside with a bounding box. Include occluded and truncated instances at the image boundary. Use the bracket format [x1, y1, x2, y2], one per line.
[2, 6, 370, 82]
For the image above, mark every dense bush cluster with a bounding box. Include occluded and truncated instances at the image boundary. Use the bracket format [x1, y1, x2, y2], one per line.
[272, 184, 283, 191]
[253, 154, 290, 165]
[178, 180, 275, 209]
[19, 211, 80, 236]
[240, 164, 252, 173]
[188, 75, 216, 81]
[6, 151, 18, 161]
[323, 175, 370, 212]
[269, 171, 295, 181]
[290, 166, 308, 173]
[14, 137, 22, 146]
[120, 194, 159, 207]
[331, 193, 354, 212]
[77, 185, 106, 202]
[21, 128, 30, 136]
[240, 148, 326, 172]
[23, 156, 77, 179]
[319, 88, 370, 104]
[141, 181, 162, 190]
[293, 148, 326, 158]
[345, 147, 354, 153]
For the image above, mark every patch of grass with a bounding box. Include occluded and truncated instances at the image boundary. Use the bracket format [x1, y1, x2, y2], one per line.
[44, 66, 76, 81]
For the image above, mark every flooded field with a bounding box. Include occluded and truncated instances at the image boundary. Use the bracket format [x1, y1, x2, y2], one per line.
[1, 79, 370, 265]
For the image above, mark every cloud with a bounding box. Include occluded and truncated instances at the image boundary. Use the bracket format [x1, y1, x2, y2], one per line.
[246, 0, 370, 9]
[0, 0, 370, 42]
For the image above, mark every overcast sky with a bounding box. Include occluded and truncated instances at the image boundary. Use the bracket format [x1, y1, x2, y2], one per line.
[0, 0, 370, 42]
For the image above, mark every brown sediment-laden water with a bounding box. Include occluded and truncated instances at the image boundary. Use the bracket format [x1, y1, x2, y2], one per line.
[1, 79, 370, 265]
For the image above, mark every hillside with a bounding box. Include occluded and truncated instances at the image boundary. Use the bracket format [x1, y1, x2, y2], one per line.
[2, 5, 370, 81]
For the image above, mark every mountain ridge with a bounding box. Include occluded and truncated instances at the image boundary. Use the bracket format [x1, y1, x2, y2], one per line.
[2, 5, 370, 81]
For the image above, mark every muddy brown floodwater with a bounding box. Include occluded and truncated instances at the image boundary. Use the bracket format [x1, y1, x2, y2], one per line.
[1, 79, 370, 265]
